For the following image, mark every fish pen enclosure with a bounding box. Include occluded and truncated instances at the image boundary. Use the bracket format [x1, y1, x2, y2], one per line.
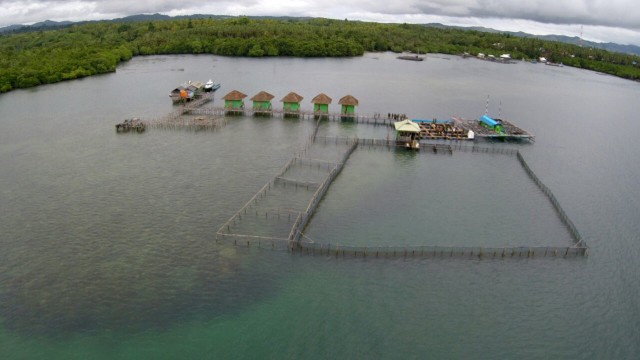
[118, 92, 228, 131]
[292, 244, 587, 259]
[218, 133, 588, 260]
[216, 135, 358, 249]
[147, 114, 228, 131]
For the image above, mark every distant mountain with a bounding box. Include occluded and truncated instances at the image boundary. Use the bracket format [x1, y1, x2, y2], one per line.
[114, 13, 172, 22]
[32, 20, 74, 27]
[2, 15, 639, 56]
[0, 19, 74, 33]
[424, 23, 640, 56]
[531, 34, 640, 56]
[0, 13, 283, 33]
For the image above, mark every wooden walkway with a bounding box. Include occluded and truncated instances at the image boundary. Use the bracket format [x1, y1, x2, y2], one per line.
[187, 107, 395, 125]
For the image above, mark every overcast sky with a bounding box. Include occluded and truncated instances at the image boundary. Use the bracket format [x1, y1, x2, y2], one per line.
[2, 0, 640, 46]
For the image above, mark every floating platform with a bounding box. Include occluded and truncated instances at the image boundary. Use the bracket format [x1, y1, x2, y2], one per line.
[452, 117, 535, 142]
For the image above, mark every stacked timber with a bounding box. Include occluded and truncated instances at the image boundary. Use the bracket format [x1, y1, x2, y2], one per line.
[115, 118, 145, 133]
[419, 122, 468, 140]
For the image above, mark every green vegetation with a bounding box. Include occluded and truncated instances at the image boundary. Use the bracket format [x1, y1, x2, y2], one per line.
[1, 17, 640, 93]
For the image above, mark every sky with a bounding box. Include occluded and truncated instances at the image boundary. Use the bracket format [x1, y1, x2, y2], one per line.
[1, 0, 640, 46]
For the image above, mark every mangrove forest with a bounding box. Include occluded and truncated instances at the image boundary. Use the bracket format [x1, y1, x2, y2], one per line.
[1, 16, 640, 93]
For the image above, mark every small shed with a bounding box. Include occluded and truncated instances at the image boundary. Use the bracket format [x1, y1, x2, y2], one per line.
[170, 86, 194, 102]
[394, 119, 421, 149]
[251, 91, 275, 111]
[338, 95, 359, 115]
[394, 119, 421, 135]
[222, 90, 247, 110]
[281, 92, 304, 112]
[311, 93, 332, 114]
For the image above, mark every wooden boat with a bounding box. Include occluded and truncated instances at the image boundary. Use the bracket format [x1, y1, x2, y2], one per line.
[397, 55, 424, 61]
[204, 79, 221, 92]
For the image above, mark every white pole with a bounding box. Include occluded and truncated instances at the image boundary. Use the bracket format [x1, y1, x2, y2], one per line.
[485, 95, 490, 116]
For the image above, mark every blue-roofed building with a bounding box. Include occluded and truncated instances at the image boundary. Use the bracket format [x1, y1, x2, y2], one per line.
[479, 115, 504, 133]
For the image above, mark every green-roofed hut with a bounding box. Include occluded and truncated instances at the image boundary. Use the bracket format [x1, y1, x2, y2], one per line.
[281, 92, 304, 117]
[250, 91, 275, 116]
[338, 95, 358, 120]
[222, 90, 247, 115]
[311, 93, 332, 114]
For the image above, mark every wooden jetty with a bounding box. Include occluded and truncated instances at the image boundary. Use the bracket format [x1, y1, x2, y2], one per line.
[187, 106, 395, 125]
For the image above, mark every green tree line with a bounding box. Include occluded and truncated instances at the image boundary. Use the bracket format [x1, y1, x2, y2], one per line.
[1, 17, 639, 93]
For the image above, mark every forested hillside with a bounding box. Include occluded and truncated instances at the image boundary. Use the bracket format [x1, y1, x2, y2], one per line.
[1, 16, 639, 93]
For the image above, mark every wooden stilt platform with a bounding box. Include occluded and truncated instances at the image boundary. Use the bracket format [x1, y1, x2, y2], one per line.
[188, 107, 395, 126]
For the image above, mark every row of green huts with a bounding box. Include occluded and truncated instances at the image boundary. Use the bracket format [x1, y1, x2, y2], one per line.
[221, 90, 359, 115]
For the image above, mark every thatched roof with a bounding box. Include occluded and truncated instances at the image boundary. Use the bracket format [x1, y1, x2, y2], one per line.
[338, 95, 359, 106]
[281, 92, 304, 103]
[250, 91, 275, 102]
[222, 90, 247, 101]
[311, 93, 332, 104]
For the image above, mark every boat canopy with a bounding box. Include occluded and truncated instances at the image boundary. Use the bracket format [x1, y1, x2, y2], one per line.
[480, 115, 499, 127]
[394, 119, 421, 133]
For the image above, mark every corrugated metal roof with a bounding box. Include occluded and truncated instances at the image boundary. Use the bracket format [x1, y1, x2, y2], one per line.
[480, 115, 499, 127]
[394, 120, 421, 133]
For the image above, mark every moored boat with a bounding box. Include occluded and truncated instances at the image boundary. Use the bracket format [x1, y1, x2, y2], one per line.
[204, 79, 221, 93]
[397, 55, 424, 61]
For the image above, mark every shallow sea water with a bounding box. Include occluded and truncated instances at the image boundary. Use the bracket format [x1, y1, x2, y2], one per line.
[0, 53, 639, 358]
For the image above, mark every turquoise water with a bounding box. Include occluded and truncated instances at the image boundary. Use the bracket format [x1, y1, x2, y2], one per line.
[1, 53, 639, 358]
